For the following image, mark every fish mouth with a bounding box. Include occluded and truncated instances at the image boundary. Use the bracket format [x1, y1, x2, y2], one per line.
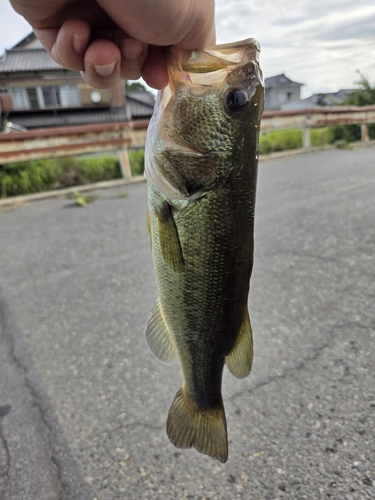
[168, 39, 261, 91]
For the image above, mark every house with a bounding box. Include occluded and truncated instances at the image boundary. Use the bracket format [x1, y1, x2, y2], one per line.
[280, 89, 355, 110]
[264, 73, 303, 110]
[0, 33, 154, 130]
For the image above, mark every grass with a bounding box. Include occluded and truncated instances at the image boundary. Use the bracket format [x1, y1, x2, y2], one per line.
[259, 127, 336, 155]
[0, 150, 145, 198]
[0, 124, 370, 198]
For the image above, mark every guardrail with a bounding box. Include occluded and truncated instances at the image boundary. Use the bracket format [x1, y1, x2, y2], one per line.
[0, 119, 149, 178]
[261, 105, 375, 148]
[0, 106, 374, 174]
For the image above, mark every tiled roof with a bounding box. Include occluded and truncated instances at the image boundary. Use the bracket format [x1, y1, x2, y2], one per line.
[0, 49, 64, 73]
[6, 106, 127, 129]
[126, 91, 155, 107]
[265, 73, 303, 89]
[126, 93, 154, 117]
[303, 89, 355, 107]
[5, 97, 154, 128]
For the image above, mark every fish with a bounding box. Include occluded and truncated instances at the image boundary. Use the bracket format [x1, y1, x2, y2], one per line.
[144, 38, 264, 463]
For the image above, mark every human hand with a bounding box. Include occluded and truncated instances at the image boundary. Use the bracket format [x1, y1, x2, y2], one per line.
[9, 0, 216, 89]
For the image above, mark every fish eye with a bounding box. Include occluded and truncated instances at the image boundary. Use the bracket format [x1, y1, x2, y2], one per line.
[225, 89, 249, 113]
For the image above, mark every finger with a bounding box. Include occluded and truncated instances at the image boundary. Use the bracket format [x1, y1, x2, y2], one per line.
[142, 47, 169, 90]
[48, 19, 90, 71]
[118, 37, 148, 81]
[33, 27, 60, 54]
[81, 39, 121, 89]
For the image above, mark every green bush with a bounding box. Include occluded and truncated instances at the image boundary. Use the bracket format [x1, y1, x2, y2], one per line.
[331, 72, 375, 142]
[259, 129, 303, 154]
[128, 149, 145, 176]
[57, 156, 121, 187]
[310, 127, 335, 146]
[0, 154, 123, 198]
[259, 127, 339, 155]
[0, 159, 59, 197]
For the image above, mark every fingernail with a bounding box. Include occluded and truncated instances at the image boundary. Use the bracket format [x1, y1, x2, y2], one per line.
[73, 33, 89, 54]
[94, 61, 116, 77]
[120, 39, 145, 60]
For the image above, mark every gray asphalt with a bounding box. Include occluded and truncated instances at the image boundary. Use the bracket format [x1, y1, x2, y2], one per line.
[0, 146, 374, 500]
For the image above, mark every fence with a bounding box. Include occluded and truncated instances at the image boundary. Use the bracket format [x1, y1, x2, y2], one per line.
[0, 106, 374, 176]
[261, 105, 375, 148]
[0, 120, 149, 178]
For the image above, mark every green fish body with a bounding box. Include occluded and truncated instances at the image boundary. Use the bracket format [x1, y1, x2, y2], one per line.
[145, 39, 264, 463]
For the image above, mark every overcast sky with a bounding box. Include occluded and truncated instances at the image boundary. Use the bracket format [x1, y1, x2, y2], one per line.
[1, 0, 374, 98]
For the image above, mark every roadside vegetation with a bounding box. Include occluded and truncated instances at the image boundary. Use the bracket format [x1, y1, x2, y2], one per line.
[0, 149, 144, 198]
[259, 128, 335, 155]
[330, 72, 375, 143]
[260, 72, 375, 154]
[1, 74, 373, 198]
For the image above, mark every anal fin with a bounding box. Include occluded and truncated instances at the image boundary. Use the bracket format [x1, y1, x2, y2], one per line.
[145, 299, 177, 364]
[225, 309, 253, 379]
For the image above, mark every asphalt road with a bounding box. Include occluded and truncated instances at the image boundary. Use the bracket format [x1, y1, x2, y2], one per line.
[0, 146, 374, 500]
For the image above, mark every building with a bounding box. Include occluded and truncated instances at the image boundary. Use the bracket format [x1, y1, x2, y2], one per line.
[264, 73, 303, 110]
[0, 33, 154, 130]
[281, 89, 355, 110]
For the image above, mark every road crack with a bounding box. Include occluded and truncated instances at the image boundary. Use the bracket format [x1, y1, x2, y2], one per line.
[0, 415, 11, 498]
[227, 321, 373, 407]
[0, 293, 68, 500]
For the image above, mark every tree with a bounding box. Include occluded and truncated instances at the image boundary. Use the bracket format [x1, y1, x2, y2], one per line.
[342, 72, 375, 107]
[125, 81, 148, 92]
[315, 93, 327, 107]
[332, 72, 375, 143]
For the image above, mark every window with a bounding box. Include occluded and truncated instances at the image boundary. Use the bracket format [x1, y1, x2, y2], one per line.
[10, 85, 81, 110]
[11, 88, 29, 110]
[26, 87, 40, 109]
[42, 86, 60, 107]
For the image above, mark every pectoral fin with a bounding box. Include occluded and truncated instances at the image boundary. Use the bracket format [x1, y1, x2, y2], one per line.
[145, 299, 177, 364]
[225, 309, 253, 379]
[155, 201, 184, 272]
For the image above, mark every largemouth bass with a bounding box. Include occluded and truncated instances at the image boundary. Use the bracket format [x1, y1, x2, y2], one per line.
[145, 38, 264, 463]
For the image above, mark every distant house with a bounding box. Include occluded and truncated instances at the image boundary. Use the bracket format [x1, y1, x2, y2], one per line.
[0, 33, 154, 130]
[281, 89, 355, 110]
[264, 73, 303, 110]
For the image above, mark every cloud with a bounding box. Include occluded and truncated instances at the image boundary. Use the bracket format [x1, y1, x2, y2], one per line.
[215, 0, 375, 95]
[0, 0, 374, 96]
[0, 0, 31, 54]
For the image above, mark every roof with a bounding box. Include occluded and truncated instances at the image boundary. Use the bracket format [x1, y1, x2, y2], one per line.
[280, 89, 356, 110]
[265, 73, 303, 89]
[126, 91, 155, 107]
[302, 89, 355, 107]
[5, 106, 127, 129]
[4, 93, 153, 128]
[0, 48, 64, 73]
[11, 32, 42, 50]
[126, 92, 154, 117]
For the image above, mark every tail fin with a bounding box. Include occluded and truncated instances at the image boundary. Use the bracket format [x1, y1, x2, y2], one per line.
[166, 385, 228, 463]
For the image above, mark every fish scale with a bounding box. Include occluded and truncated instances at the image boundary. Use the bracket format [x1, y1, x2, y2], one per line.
[145, 38, 264, 462]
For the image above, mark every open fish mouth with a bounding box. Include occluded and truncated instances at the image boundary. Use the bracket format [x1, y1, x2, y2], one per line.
[170, 38, 261, 90]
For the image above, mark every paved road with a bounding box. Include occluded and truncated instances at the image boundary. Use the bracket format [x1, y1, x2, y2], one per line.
[0, 146, 374, 500]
